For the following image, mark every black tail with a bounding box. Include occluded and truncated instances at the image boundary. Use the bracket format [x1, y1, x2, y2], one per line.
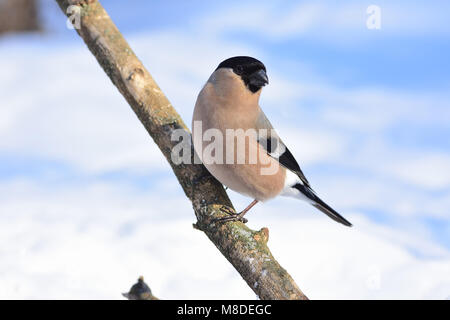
[294, 184, 352, 227]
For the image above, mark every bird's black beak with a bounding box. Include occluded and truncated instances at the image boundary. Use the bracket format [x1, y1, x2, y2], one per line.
[248, 69, 269, 87]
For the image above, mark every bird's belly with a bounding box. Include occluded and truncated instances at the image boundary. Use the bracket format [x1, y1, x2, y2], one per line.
[192, 88, 285, 201]
[198, 138, 286, 201]
[206, 162, 285, 201]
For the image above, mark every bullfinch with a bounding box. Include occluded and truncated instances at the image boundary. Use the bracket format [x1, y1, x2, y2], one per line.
[122, 276, 157, 300]
[192, 56, 352, 227]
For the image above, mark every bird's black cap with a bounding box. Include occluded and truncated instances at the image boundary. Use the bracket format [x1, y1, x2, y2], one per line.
[216, 56, 266, 72]
[122, 276, 153, 300]
[216, 56, 268, 93]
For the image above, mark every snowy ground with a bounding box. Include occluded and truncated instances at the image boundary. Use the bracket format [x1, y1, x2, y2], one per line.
[0, 0, 449, 299]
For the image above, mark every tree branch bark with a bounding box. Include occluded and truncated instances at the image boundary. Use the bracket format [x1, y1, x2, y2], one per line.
[55, 0, 307, 300]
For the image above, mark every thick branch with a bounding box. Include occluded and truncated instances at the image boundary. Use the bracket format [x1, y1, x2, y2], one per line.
[55, 0, 307, 300]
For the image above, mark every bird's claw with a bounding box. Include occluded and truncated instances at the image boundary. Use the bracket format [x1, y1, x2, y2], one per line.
[214, 207, 248, 224]
[220, 205, 235, 216]
[214, 215, 248, 224]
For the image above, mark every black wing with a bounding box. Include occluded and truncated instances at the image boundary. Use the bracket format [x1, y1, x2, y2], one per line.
[255, 109, 310, 186]
[260, 137, 310, 187]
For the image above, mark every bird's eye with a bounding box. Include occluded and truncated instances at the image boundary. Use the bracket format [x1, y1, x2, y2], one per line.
[235, 65, 244, 74]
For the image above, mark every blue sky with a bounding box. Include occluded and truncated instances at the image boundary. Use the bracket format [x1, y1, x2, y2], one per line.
[0, 0, 449, 299]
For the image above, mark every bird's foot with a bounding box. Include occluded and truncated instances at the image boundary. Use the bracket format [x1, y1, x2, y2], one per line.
[214, 206, 248, 224]
[214, 214, 248, 224]
[220, 205, 235, 216]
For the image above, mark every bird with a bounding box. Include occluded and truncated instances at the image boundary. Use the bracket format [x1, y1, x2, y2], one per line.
[192, 56, 352, 227]
[122, 276, 158, 300]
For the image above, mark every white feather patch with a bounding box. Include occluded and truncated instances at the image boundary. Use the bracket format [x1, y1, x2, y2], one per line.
[280, 170, 314, 203]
